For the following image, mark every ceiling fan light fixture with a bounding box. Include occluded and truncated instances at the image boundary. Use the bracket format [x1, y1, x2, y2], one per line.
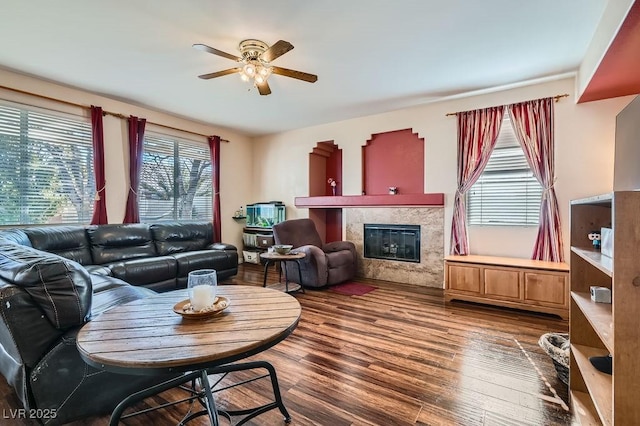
[257, 65, 271, 77]
[242, 63, 256, 76]
[194, 39, 317, 95]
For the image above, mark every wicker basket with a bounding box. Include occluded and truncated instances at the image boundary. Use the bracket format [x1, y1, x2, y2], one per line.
[538, 333, 569, 385]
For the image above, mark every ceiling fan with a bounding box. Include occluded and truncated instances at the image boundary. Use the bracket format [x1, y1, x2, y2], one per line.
[193, 39, 318, 95]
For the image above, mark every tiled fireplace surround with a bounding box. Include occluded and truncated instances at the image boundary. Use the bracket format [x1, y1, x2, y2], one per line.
[345, 207, 444, 288]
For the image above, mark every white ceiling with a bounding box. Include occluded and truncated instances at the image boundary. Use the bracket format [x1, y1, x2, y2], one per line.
[0, 0, 606, 136]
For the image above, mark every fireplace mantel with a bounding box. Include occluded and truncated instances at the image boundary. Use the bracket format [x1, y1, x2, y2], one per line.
[294, 193, 444, 208]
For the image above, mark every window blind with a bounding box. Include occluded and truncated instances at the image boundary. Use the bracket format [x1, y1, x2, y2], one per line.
[467, 116, 542, 226]
[0, 101, 94, 225]
[139, 132, 212, 221]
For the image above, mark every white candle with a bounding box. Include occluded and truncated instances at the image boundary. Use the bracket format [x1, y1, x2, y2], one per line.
[190, 284, 215, 310]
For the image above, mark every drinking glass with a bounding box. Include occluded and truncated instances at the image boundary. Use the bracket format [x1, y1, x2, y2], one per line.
[187, 269, 217, 311]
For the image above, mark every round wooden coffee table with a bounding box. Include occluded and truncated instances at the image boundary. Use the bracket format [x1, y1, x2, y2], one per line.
[76, 285, 301, 425]
[259, 252, 306, 294]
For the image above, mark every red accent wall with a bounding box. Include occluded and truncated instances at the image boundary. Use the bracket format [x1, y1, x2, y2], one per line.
[362, 129, 424, 195]
[308, 153, 325, 197]
[308, 141, 343, 243]
[325, 209, 342, 243]
[326, 146, 342, 196]
[579, 2, 640, 103]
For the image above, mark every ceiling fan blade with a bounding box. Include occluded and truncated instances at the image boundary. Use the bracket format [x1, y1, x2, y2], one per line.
[198, 67, 242, 80]
[271, 66, 318, 83]
[256, 80, 272, 96]
[261, 40, 294, 62]
[192, 43, 241, 61]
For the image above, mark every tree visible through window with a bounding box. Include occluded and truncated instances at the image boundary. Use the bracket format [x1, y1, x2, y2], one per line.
[467, 115, 542, 226]
[139, 132, 212, 221]
[0, 101, 94, 225]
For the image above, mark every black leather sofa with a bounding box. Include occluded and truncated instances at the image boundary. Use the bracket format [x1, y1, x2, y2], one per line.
[0, 222, 238, 425]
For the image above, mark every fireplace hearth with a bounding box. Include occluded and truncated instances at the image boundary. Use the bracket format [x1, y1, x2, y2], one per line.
[364, 224, 420, 263]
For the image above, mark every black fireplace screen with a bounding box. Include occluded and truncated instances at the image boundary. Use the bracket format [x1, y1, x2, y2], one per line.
[364, 224, 420, 263]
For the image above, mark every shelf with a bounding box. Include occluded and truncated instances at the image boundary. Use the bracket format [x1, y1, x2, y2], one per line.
[571, 292, 613, 353]
[571, 246, 613, 277]
[572, 344, 612, 426]
[445, 254, 569, 272]
[294, 193, 444, 208]
[571, 390, 603, 426]
[232, 216, 246, 220]
[571, 193, 613, 206]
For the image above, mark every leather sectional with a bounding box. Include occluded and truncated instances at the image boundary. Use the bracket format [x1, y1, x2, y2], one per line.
[0, 221, 238, 425]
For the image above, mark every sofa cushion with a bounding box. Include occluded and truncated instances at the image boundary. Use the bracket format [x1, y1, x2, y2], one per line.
[87, 224, 157, 264]
[23, 226, 93, 265]
[106, 256, 177, 289]
[172, 250, 233, 278]
[0, 229, 32, 247]
[0, 243, 91, 330]
[84, 265, 112, 276]
[151, 222, 213, 255]
[90, 274, 155, 318]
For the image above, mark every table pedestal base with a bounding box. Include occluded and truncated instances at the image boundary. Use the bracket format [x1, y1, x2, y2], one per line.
[109, 361, 291, 426]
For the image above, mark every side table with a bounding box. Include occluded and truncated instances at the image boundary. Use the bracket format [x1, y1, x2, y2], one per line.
[260, 252, 306, 294]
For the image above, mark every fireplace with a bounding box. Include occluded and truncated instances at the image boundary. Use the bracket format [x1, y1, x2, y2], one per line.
[364, 224, 420, 263]
[346, 207, 443, 288]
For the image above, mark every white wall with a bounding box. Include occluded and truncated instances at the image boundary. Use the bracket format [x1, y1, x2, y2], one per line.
[253, 76, 634, 261]
[2, 69, 634, 262]
[0, 68, 254, 251]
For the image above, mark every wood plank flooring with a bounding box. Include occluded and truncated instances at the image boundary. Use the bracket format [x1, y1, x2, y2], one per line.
[0, 263, 572, 425]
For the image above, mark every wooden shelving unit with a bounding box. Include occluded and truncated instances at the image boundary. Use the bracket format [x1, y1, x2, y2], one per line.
[570, 191, 640, 425]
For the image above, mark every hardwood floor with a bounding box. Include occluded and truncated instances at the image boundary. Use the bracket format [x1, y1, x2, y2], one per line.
[0, 263, 572, 425]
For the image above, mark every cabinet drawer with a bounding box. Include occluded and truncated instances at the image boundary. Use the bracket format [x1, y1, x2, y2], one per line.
[484, 268, 520, 300]
[524, 272, 568, 307]
[447, 264, 481, 293]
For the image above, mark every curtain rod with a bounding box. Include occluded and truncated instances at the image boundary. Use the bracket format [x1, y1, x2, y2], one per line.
[0, 84, 229, 142]
[445, 93, 569, 117]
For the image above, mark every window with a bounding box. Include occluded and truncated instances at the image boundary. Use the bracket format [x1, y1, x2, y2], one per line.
[467, 115, 542, 226]
[0, 101, 94, 225]
[139, 132, 212, 221]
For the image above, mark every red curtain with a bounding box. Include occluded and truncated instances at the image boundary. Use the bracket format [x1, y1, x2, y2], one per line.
[90, 106, 108, 225]
[123, 116, 146, 223]
[208, 136, 222, 243]
[450, 106, 505, 255]
[508, 98, 564, 262]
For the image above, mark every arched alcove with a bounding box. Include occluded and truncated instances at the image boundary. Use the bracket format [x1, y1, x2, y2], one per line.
[362, 129, 424, 195]
[308, 141, 343, 242]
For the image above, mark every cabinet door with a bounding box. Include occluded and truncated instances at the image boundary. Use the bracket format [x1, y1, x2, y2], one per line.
[484, 268, 521, 300]
[524, 271, 568, 308]
[447, 264, 481, 294]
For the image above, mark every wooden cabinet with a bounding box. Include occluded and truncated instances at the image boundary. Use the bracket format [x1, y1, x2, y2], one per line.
[569, 192, 640, 425]
[445, 255, 569, 319]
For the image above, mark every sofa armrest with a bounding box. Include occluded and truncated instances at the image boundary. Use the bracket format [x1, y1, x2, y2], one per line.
[288, 245, 328, 287]
[206, 243, 237, 251]
[0, 243, 92, 330]
[0, 281, 64, 369]
[322, 241, 356, 253]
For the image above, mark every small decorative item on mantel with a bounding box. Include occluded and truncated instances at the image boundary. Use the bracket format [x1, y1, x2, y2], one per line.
[388, 186, 398, 195]
[328, 178, 337, 196]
